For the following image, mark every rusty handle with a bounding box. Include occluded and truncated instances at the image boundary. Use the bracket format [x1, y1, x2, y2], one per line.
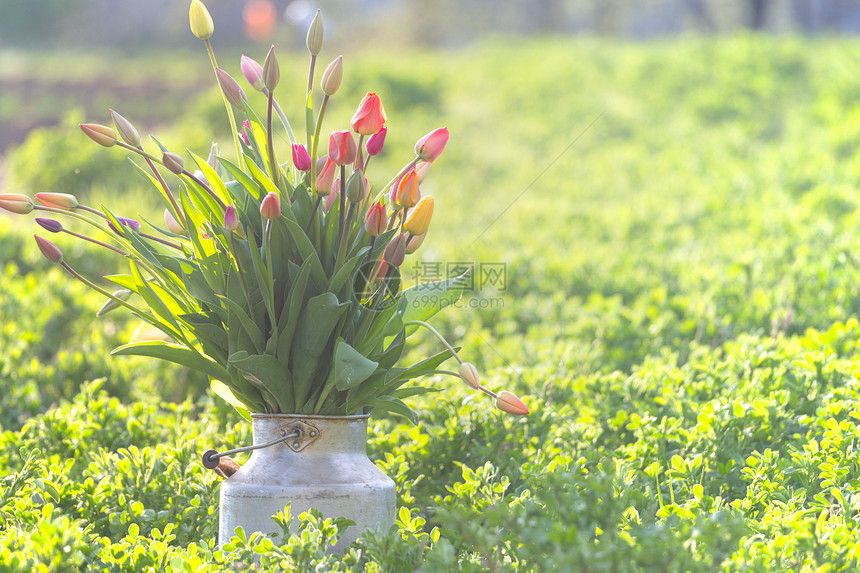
[202, 449, 241, 479]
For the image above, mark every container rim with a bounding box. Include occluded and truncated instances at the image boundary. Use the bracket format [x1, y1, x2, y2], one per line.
[250, 413, 370, 421]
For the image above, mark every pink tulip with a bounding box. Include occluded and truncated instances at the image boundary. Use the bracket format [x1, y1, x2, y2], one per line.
[315, 158, 337, 195]
[240, 121, 251, 146]
[240, 55, 265, 91]
[34, 235, 63, 264]
[292, 143, 312, 171]
[383, 233, 407, 267]
[366, 127, 387, 156]
[224, 205, 239, 231]
[458, 363, 481, 390]
[414, 127, 449, 162]
[328, 130, 356, 166]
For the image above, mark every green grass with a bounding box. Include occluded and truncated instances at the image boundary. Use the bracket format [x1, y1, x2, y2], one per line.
[4, 34, 860, 569]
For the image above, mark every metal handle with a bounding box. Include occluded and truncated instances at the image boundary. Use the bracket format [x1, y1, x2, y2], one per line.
[202, 430, 300, 467]
[201, 419, 322, 474]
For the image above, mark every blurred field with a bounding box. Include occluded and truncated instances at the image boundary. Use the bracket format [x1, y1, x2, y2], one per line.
[5, 35, 860, 568]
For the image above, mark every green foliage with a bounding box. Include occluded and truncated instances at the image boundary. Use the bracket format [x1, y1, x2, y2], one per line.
[9, 33, 860, 570]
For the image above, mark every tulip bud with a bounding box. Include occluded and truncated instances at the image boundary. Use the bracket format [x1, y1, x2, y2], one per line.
[321, 56, 343, 96]
[164, 209, 185, 235]
[346, 169, 366, 203]
[365, 201, 387, 237]
[328, 131, 356, 166]
[162, 152, 184, 175]
[240, 121, 251, 146]
[404, 196, 434, 236]
[34, 235, 63, 264]
[79, 123, 117, 147]
[458, 362, 481, 390]
[207, 142, 220, 170]
[189, 0, 214, 40]
[240, 54, 265, 91]
[496, 390, 529, 416]
[35, 192, 78, 211]
[109, 217, 141, 234]
[351, 92, 387, 135]
[216, 67, 248, 108]
[415, 161, 431, 183]
[306, 9, 324, 56]
[292, 143, 312, 171]
[383, 233, 407, 267]
[224, 205, 239, 231]
[315, 158, 337, 195]
[405, 231, 426, 254]
[97, 289, 132, 317]
[35, 218, 63, 233]
[263, 45, 279, 92]
[395, 169, 420, 209]
[415, 127, 449, 162]
[109, 109, 141, 148]
[0, 193, 34, 215]
[260, 191, 281, 220]
[366, 127, 387, 157]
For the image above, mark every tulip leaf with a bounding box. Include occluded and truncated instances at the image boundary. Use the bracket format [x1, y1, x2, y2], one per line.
[367, 396, 418, 425]
[189, 150, 231, 207]
[277, 256, 313, 364]
[111, 340, 229, 381]
[331, 338, 379, 392]
[228, 351, 293, 412]
[218, 295, 265, 354]
[290, 292, 351, 410]
[218, 157, 263, 202]
[401, 271, 470, 332]
[284, 218, 327, 289]
[209, 380, 252, 421]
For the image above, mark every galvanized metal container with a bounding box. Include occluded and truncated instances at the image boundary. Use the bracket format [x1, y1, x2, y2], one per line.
[218, 413, 395, 552]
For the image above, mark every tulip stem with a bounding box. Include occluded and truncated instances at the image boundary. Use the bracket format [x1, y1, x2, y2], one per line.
[143, 155, 185, 226]
[263, 220, 278, 332]
[336, 166, 346, 251]
[264, 91, 297, 146]
[61, 229, 128, 256]
[266, 89, 279, 189]
[353, 135, 365, 171]
[230, 234, 255, 318]
[402, 320, 464, 365]
[304, 196, 322, 234]
[114, 141, 226, 210]
[60, 261, 151, 319]
[310, 95, 330, 196]
[205, 38, 244, 171]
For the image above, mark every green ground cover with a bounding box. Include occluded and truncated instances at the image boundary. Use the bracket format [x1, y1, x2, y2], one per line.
[3, 34, 860, 570]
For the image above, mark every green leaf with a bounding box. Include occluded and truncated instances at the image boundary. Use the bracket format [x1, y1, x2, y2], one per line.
[367, 396, 418, 425]
[283, 218, 327, 290]
[210, 380, 252, 420]
[228, 351, 293, 412]
[402, 271, 469, 332]
[111, 341, 229, 381]
[219, 295, 265, 355]
[330, 338, 379, 391]
[190, 150, 231, 206]
[290, 292, 351, 410]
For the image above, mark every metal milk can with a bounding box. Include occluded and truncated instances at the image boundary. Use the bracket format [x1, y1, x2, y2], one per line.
[203, 413, 395, 553]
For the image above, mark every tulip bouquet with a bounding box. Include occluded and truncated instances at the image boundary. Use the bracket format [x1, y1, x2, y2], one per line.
[0, 2, 529, 420]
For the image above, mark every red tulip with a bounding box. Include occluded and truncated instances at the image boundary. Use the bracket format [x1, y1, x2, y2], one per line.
[365, 201, 387, 237]
[351, 92, 387, 135]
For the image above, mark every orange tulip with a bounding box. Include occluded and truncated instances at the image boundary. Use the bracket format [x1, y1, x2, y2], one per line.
[496, 390, 529, 416]
[395, 169, 420, 209]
